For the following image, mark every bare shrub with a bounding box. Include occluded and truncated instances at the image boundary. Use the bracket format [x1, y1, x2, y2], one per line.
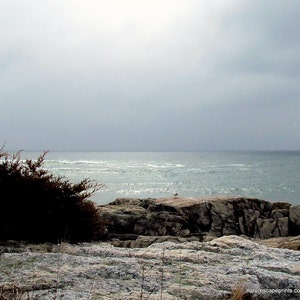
[0, 149, 105, 243]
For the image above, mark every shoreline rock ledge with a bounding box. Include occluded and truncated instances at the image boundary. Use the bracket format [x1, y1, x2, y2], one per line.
[98, 196, 300, 247]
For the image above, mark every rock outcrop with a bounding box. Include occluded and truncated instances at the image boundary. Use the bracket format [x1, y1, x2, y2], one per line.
[98, 196, 299, 246]
[1, 236, 300, 299]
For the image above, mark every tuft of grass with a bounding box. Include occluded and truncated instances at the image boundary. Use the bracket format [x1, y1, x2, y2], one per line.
[230, 282, 248, 300]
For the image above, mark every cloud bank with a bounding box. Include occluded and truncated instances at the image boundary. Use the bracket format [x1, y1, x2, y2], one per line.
[1, 0, 299, 151]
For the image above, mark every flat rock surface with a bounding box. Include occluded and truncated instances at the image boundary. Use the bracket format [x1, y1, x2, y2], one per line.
[1, 236, 300, 299]
[153, 196, 246, 207]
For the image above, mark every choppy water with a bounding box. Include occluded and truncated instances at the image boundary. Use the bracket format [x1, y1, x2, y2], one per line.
[22, 151, 300, 205]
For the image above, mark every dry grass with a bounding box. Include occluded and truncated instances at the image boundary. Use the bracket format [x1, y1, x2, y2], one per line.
[230, 282, 248, 300]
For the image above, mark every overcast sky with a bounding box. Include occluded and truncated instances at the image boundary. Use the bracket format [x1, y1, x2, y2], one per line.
[1, 0, 300, 151]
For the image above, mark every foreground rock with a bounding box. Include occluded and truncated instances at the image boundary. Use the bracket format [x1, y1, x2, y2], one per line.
[98, 196, 300, 246]
[1, 236, 300, 299]
[258, 235, 300, 250]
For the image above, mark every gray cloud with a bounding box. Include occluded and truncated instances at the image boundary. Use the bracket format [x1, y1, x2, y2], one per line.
[0, 0, 299, 151]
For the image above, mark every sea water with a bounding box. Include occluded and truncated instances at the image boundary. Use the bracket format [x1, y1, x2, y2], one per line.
[22, 151, 300, 205]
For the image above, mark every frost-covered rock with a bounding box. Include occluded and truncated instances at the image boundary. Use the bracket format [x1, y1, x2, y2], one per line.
[1, 236, 300, 299]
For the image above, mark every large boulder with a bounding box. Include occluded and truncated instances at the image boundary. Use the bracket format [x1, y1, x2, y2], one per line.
[98, 196, 297, 243]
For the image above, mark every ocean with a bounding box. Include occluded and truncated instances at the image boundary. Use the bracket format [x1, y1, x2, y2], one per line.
[22, 151, 300, 206]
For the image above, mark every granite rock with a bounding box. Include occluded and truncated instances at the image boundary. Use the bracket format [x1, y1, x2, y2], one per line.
[1, 236, 300, 300]
[259, 235, 300, 250]
[98, 196, 296, 244]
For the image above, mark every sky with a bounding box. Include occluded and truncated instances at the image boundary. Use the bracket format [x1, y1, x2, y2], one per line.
[1, 0, 300, 151]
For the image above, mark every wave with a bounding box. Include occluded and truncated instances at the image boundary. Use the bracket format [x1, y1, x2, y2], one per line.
[49, 167, 81, 171]
[46, 160, 106, 165]
[143, 163, 185, 169]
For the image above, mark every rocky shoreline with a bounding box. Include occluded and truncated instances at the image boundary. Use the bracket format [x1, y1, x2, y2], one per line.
[1, 196, 300, 299]
[98, 196, 300, 247]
